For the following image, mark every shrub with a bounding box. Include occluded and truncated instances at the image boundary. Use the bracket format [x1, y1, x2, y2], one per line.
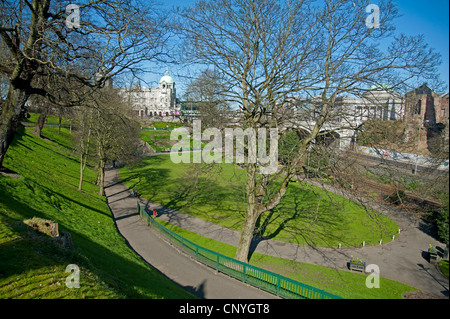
[436, 206, 449, 244]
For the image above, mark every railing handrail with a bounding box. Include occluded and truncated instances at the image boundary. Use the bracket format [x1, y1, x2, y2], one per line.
[137, 202, 343, 299]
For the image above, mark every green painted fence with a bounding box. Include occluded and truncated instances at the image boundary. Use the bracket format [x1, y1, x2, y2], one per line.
[137, 202, 343, 299]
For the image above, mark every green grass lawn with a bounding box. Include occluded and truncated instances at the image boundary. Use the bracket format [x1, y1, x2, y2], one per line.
[151, 121, 183, 129]
[119, 154, 399, 247]
[140, 129, 207, 151]
[0, 126, 193, 299]
[23, 112, 72, 126]
[156, 219, 419, 299]
[140, 130, 174, 150]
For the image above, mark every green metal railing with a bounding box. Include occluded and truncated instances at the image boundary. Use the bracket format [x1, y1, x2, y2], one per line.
[137, 202, 343, 299]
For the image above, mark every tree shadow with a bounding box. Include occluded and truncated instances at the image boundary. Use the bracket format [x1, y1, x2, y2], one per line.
[0, 195, 195, 299]
[181, 280, 207, 299]
[417, 263, 449, 297]
[118, 156, 170, 200]
[418, 219, 441, 241]
[248, 183, 348, 260]
[160, 163, 241, 221]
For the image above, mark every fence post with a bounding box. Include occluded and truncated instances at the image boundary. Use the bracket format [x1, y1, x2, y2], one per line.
[216, 255, 220, 272]
[243, 264, 246, 283]
[276, 274, 281, 296]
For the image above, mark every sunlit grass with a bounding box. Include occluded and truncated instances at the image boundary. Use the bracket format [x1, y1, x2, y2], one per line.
[0, 125, 193, 299]
[120, 154, 398, 247]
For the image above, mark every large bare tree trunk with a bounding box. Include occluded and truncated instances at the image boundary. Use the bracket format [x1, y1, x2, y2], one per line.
[96, 138, 106, 196]
[33, 112, 47, 138]
[235, 163, 259, 262]
[0, 86, 29, 168]
[78, 153, 85, 191]
[235, 209, 259, 263]
[78, 125, 91, 191]
[98, 158, 105, 196]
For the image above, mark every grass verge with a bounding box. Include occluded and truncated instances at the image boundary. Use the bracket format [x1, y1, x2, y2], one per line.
[439, 260, 449, 278]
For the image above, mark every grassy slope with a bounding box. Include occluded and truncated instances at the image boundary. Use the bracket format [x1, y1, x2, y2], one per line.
[0, 125, 193, 299]
[140, 130, 174, 150]
[119, 154, 399, 247]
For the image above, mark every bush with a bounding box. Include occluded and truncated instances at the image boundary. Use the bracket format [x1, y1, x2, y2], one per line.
[386, 190, 406, 205]
[436, 206, 449, 244]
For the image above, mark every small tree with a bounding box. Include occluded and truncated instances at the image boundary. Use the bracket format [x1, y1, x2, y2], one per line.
[436, 206, 449, 244]
[90, 88, 140, 195]
[184, 68, 232, 129]
[72, 104, 94, 191]
[72, 86, 140, 194]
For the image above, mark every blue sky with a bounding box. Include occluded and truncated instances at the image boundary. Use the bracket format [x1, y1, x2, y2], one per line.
[393, 0, 449, 90]
[143, 0, 449, 95]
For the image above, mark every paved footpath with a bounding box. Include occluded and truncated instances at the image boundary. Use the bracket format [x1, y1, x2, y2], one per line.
[106, 166, 449, 299]
[104, 167, 277, 299]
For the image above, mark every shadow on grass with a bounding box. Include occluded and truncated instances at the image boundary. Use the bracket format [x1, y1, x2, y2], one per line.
[122, 159, 241, 222]
[0, 178, 194, 299]
[248, 185, 349, 259]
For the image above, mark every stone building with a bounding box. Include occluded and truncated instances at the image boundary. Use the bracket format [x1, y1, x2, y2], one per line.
[290, 84, 404, 125]
[435, 92, 449, 126]
[338, 84, 404, 123]
[119, 71, 180, 119]
[404, 84, 449, 127]
[401, 84, 449, 155]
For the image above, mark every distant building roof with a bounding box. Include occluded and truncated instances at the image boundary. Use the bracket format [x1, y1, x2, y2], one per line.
[365, 83, 399, 97]
[368, 83, 395, 92]
[159, 71, 175, 84]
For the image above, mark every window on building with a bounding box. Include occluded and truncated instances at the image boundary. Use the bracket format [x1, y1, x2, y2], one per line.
[414, 100, 421, 114]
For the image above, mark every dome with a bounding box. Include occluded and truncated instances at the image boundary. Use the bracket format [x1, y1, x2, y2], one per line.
[159, 71, 174, 84]
[365, 83, 398, 97]
[369, 83, 389, 91]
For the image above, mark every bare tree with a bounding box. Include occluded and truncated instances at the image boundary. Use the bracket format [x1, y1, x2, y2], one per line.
[184, 68, 233, 128]
[72, 103, 94, 191]
[72, 86, 140, 195]
[177, 0, 443, 262]
[91, 88, 140, 196]
[0, 0, 169, 168]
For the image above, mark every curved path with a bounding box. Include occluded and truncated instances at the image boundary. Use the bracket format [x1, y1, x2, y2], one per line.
[104, 167, 277, 299]
[106, 165, 448, 298]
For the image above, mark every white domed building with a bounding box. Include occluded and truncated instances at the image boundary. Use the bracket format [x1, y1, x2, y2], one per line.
[120, 71, 180, 120]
